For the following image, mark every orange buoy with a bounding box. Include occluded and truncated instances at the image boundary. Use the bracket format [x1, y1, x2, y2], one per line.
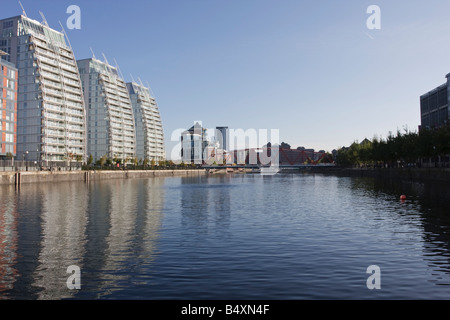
[400, 195, 407, 201]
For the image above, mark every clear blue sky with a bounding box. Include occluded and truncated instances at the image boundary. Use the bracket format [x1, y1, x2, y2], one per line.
[3, 0, 450, 155]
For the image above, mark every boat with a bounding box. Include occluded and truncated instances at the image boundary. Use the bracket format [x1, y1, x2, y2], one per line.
[260, 165, 279, 175]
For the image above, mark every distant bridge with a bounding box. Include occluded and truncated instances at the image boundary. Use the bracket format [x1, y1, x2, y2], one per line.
[202, 164, 336, 171]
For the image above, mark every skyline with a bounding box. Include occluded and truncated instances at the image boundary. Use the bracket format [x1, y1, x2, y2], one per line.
[2, 0, 450, 156]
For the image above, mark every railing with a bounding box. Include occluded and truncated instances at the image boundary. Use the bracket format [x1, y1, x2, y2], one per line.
[0, 160, 83, 172]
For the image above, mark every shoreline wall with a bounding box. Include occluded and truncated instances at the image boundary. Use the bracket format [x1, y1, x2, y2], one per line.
[0, 169, 206, 186]
[308, 167, 450, 183]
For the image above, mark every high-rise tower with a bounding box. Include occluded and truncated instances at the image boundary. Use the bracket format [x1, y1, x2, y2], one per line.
[0, 15, 86, 164]
[127, 81, 165, 162]
[77, 57, 136, 163]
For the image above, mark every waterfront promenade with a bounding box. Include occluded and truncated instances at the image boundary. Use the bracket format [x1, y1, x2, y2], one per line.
[2, 165, 450, 186]
[0, 169, 205, 186]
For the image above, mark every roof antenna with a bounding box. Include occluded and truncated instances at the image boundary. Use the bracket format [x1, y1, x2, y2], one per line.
[39, 11, 50, 28]
[59, 21, 74, 51]
[19, 1, 28, 17]
[145, 80, 156, 98]
[90, 48, 97, 60]
[113, 58, 125, 80]
[101, 52, 109, 65]
[138, 77, 144, 87]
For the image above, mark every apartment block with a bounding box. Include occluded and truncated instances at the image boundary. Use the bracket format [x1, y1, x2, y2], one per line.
[0, 15, 86, 163]
[77, 58, 136, 163]
[127, 82, 165, 162]
[0, 50, 18, 158]
[420, 74, 450, 130]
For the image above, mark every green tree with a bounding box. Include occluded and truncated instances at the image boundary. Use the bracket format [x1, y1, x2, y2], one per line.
[100, 155, 107, 169]
[87, 154, 94, 168]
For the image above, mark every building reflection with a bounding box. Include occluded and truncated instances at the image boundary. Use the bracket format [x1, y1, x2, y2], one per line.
[180, 175, 231, 237]
[97, 179, 139, 297]
[31, 181, 89, 300]
[414, 180, 450, 284]
[0, 185, 19, 297]
[350, 176, 450, 285]
[1, 183, 45, 299]
[0, 177, 166, 299]
[83, 178, 165, 298]
[134, 178, 165, 265]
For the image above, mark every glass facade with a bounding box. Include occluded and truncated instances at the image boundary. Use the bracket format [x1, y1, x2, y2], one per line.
[0, 53, 18, 157]
[181, 123, 208, 164]
[0, 15, 86, 163]
[127, 82, 165, 162]
[77, 58, 136, 163]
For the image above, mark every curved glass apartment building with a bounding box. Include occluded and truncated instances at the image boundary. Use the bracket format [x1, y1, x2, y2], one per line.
[0, 15, 86, 164]
[77, 58, 136, 163]
[127, 82, 165, 162]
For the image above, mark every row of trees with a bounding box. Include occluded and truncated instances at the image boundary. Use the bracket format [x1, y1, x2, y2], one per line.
[83, 154, 201, 170]
[336, 126, 450, 167]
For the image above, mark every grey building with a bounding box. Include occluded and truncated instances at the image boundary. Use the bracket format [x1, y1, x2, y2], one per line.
[215, 126, 229, 151]
[420, 74, 450, 130]
[127, 82, 165, 162]
[181, 122, 208, 164]
[0, 15, 86, 163]
[77, 57, 136, 163]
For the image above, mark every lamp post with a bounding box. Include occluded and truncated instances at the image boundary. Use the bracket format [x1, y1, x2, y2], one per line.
[22, 151, 29, 171]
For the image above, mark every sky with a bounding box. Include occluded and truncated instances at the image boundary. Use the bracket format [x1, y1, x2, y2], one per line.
[3, 0, 450, 157]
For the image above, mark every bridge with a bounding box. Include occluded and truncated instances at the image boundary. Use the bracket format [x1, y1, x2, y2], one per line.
[203, 163, 336, 172]
[201, 147, 336, 172]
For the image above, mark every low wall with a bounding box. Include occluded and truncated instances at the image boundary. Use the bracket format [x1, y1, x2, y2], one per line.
[0, 169, 205, 186]
[309, 167, 450, 183]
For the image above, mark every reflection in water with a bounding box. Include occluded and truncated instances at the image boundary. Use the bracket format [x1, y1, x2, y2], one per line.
[0, 185, 19, 297]
[347, 176, 450, 286]
[32, 182, 89, 300]
[96, 179, 139, 297]
[2, 174, 450, 299]
[81, 178, 165, 299]
[180, 175, 231, 237]
[0, 177, 165, 299]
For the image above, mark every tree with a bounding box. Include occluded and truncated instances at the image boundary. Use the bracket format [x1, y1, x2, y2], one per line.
[100, 155, 107, 169]
[5, 152, 14, 167]
[87, 154, 93, 168]
[143, 158, 149, 169]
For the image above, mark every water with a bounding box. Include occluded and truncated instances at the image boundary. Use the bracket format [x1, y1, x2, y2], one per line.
[0, 173, 450, 300]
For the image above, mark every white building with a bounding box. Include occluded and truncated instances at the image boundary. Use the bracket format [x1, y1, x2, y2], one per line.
[0, 15, 86, 163]
[127, 82, 165, 162]
[77, 57, 136, 163]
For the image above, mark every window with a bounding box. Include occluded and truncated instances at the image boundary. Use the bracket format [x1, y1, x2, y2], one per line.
[3, 21, 13, 29]
[6, 90, 14, 100]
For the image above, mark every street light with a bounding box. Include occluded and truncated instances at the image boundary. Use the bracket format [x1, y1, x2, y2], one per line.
[22, 151, 29, 171]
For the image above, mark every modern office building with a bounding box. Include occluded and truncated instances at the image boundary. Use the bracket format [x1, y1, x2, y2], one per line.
[0, 15, 86, 163]
[77, 57, 136, 163]
[0, 50, 18, 158]
[181, 122, 208, 164]
[420, 74, 450, 130]
[215, 126, 229, 151]
[127, 81, 165, 162]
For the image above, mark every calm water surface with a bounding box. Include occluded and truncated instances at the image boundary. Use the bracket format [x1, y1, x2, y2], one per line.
[0, 173, 450, 300]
